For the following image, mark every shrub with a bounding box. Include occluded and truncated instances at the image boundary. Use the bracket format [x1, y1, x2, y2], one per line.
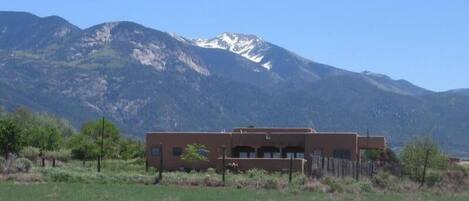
[206, 168, 216, 174]
[372, 171, 393, 189]
[181, 144, 209, 163]
[425, 171, 442, 186]
[263, 178, 279, 189]
[0, 158, 5, 173]
[302, 179, 325, 192]
[323, 177, 343, 193]
[15, 158, 33, 173]
[20, 146, 40, 161]
[56, 149, 72, 162]
[400, 136, 448, 180]
[246, 169, 267, 178]
[451, 164, 468, 177]
[360, 182, 373, 193]
[43, 151, 59, 160]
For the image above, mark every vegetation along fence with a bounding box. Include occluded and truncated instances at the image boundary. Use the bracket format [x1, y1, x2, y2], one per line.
[309, 156, 402, 179]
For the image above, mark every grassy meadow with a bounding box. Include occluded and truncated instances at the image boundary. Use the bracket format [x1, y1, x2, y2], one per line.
[1, 183, 469, 201]
[1, 159, 468, 201]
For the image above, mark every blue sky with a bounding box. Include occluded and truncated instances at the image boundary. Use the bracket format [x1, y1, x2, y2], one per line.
[3, 0, 469, 91]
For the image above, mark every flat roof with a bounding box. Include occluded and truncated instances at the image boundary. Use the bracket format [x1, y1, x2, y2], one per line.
[232, 127, 316, 133]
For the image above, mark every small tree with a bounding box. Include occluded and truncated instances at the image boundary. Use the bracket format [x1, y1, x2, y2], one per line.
[68, 134, 99, 166]
[363, 149, 382, 161]
[0, 118, 24, 159]
[119, 138, 144, 160]
[181, 144, 209, 163]
[20, 146, 41, 161]
[28, 126, 63, 166]
[400, 136, 447, 180]
[81, 119, 120, 159]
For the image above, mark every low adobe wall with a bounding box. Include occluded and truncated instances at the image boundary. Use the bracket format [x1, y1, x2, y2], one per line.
[216, 158, 306, 174]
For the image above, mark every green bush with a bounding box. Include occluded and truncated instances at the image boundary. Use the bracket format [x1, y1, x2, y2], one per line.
[425, 171, 442, 187]
[451, 164, 468, 177]
[43, 151, 59, 160]
[15, 158, 33, 173]
[400, 136, 448, 180]
[38, 166, 154, 184]
[56, 149, 72, 161]
[0, 158, 6, 173]
[323, 177, 343, 193]
[206, 168, 216, 174]
[263, 178, 279, 189]
[246, 169, 267, 178]
[360, 182, 373, 193]
[20, 146, 40, 161]
[372, 171, 394, 189]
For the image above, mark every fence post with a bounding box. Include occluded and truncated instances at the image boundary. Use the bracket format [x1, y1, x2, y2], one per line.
[355, 153, 360, 181]
[420, 149, 431, 188]
[341, 160, 345, 179]
[289, 156, 293, 183]
[222, 145, 226, 186]
[326, 157, 329, 175]
[145, 159, 149, 172]
[322, 156, 325, 170]
[155, 143, 163, 184]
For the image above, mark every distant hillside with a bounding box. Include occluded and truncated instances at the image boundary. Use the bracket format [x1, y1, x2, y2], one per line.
[0, 11, 468, 157]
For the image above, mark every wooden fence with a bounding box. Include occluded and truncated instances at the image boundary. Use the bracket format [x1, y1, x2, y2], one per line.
[310, 156, 382, 179]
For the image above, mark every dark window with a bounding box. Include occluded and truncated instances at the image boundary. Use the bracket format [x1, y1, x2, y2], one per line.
[197, 148, 209, 157]
[333, 149, 351, 159]
[239, 151, 256, 158]
[313, 150, 323, 156]
[172, 147, 182, 157]
[151, 147, 161, 156]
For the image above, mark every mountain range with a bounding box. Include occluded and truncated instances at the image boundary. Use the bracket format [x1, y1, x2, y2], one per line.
[0, 11, 468, 157]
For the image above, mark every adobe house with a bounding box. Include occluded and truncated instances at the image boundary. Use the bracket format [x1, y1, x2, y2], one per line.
[146, 127, 386, 173]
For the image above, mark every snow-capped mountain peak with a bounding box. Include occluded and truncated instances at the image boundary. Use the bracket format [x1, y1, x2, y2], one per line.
[194, 32, 273, 69]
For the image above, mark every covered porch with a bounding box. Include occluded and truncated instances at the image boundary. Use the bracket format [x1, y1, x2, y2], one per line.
[231, 146, 305, 159]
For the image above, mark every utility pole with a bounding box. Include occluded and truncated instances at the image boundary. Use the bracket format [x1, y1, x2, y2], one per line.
[420, 149, 431, 188]
[355, 152, 360, 181]
[155, 142, 163, 184]
[222, 145, 226, 186]
[98, 117, 104, 173]
[289, 156, 293, 183]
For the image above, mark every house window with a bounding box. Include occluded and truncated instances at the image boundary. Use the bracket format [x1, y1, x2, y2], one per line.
[197, 148, 209, 157]
[151, 147, 161, 156]
[296, 152, 304, 158]
[263, 152, 281, 158]
[333, 149, 351, 159]
[313, 150, 323, 156]
[172, 147, 182, 157]
[272, 152, 281, 158]
[239, 152, 256, 158]
[239, 152, 249, 158]
[286, 152, 305, 158]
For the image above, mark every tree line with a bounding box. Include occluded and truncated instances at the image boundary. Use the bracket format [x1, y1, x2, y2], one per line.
[0, 107, 144, 166]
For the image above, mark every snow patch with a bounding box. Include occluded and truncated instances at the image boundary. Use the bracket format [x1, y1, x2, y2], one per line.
[262, 61, 272, 70]
[362, 71, 388, 79]
[194, 33, 272, 70]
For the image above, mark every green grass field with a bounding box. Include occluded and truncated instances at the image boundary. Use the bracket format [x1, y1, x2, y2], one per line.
[0, 183, 468, 201]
